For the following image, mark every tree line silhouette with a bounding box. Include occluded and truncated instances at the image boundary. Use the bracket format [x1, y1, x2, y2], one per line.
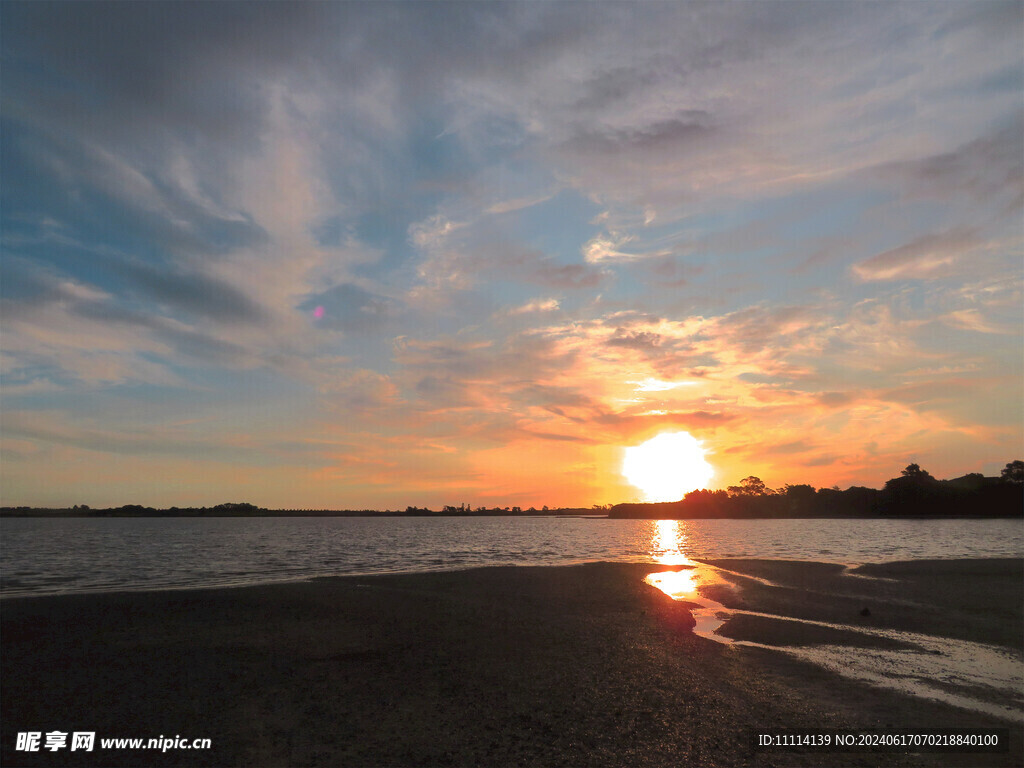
[608, 461, 1023, 519]
[0, 502, 599, 518]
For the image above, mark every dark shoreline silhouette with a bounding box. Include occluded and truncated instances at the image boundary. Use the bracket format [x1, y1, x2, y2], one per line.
[0, 503, 601, 518]
[3, 462, 1021, 519]
[610, 462, 1023, 519]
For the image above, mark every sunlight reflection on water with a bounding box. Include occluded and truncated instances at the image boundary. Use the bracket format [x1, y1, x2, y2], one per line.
[639, 520, 1024, 724]
[648, 519, 694, 566]
[644, 520, 732, 636]
[644, 569, 697, 599]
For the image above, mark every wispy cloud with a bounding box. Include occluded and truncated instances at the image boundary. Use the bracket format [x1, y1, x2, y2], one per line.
[852, 231, 981, 281]
[509, 298, 560, 315]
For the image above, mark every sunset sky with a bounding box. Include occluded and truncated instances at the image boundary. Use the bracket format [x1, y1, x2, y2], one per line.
[2, 1, 1021, 509]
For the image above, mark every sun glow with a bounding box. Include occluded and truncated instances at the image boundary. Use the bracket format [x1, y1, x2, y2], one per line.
[622, 432, 714, 502]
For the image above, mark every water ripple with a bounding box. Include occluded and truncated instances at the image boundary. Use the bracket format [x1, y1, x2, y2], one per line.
[1, 516, 1021, 597]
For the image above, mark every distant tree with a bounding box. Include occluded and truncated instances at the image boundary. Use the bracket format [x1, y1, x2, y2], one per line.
[1001, 460, 1024, 485]
[887, 465, 938, 490]
[882, 464, 941, 515]
[900, 463, 934, 481]
[728, 476, 768, 496]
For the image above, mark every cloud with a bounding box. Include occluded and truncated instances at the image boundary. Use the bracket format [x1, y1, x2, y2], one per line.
[2, 1, 1021, 507]
[583, 233, 642, 263]
[1, 2, 328, 143]
[942, 309, 1016, 335]
[0, 257, 282, 390]
[870, 117, 1024, 211]
[405, 210, 607, 315]
[117, 259, 269, 325]
[508, 298, 560, 315]
[605, 330, 664, 351]
[486, 193, 555, 215]
[851, 230, 981, 281]
[562, 115, 718, 158]
[714, 305, 826, 356]
[409, 216, 468, 252]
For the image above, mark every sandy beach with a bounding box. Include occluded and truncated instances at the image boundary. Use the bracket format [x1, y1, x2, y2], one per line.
[2, 559, 1021, 767]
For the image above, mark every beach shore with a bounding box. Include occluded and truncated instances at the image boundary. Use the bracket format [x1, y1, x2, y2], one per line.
[2, 559, 1021, 767]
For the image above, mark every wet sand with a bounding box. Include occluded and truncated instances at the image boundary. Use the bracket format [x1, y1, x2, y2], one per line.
[2, 560, 1021, 767]
[694, 558, 1024, 728]
[699, 558, 1023, 649]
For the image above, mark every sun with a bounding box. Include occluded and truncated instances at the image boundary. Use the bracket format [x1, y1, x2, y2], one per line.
[622, 432, 714, 502]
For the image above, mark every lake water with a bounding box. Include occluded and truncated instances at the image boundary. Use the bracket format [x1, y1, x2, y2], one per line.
[2, 516, 1021, 597]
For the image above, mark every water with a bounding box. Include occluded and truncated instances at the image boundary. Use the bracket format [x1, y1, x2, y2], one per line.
[1, 515, 1021, 598]
[3, 515, 1022, 722]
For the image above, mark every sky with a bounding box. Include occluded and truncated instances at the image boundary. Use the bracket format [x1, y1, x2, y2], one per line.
[1, 1, 1022, 509]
